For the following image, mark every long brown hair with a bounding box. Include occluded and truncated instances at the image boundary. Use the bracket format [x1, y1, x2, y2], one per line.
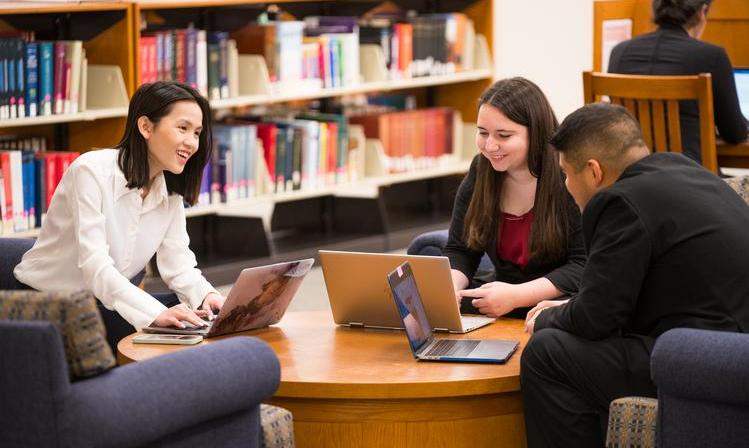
[463, 77, 569, 264]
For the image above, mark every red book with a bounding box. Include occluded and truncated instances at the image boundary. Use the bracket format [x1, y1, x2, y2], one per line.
[0, 152, 13, 225]
[256, 123, 277, 183]
[53, 42, 66, 114]
[175, 30, 186, 83]
[44, 153, 58, 208]
[139, 36, 155, 85]
[395, 23, 413, 75]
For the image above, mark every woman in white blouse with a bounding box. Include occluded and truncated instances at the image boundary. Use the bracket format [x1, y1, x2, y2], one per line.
[14, 81, 225, 349]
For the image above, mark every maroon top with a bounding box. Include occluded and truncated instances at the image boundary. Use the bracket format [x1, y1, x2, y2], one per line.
[496, 211, 534, 268]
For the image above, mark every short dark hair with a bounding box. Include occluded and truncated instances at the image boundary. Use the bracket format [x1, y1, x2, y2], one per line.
[550, 103, 645, 171]
[653, 0, 712, 28]
[116, 81, 212, 205]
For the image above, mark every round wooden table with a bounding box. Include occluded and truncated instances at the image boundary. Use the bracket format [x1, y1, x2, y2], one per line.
[118, 311, 529, 448]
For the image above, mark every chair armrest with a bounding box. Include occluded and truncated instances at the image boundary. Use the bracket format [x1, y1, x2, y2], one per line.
[652, 328, 749, 404]
[606, 397, 658, 448]
[65, 336, 280, 447]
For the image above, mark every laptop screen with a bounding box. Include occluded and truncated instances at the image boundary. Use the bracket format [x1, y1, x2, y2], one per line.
[388, 262, 432, 354]
[736, 69, 749, 121]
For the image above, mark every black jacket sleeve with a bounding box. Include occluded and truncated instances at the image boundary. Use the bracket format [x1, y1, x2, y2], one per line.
[710, 48, 748, 144]
[443, 156, 484, 280]
[535, 192, 652, 340]
[543, 200, 586, 295]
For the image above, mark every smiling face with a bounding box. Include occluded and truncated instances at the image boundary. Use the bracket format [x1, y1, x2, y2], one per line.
[138, 100, 203, 179]
[476, 104, 529, 174]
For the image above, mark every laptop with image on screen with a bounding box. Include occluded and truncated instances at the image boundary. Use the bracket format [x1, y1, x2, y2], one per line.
[387, 261, 519, 364]
[320, 250, 495, 333]
[735, 68, 749, 121]
[143, 258, 314, 338]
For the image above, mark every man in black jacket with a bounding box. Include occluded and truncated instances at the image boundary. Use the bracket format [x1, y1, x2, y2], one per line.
[608, 0, 747, 164]
[521, 103, 749, 448]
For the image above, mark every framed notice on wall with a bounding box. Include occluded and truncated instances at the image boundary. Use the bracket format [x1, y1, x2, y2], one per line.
[601, 19, 632, 72]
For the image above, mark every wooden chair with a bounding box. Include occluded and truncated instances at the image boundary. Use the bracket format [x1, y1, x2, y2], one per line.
[582, 71, 718, 173]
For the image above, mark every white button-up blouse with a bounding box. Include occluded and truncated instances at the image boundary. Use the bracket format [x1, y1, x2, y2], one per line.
[14, 149, 218, 329]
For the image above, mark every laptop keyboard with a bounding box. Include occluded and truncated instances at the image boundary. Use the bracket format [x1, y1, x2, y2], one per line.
[424, 339, 480, 357]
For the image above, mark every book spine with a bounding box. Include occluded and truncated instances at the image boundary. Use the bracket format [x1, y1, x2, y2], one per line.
[185, 28, 197, 89]
[10, 151, 25, 231]
[207, 43, 220, 100]
[175, 30, 186, 83]
[25, 42, 38, 118]
[14, 39, 25, 118]
[196, 31, 208, 97]
[39, 42, 53, 116]
[0, 153, 13, 230]
[0, 39, 7, 120]
[53, 41, 65, 115]
[8, 39, 18, 119]
[218, 34, 229, 99]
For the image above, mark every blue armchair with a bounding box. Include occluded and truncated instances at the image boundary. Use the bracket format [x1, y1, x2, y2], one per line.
[0, 319, 280, 447]
[406, 229, 493, 273]
[606, 328, 749, 448]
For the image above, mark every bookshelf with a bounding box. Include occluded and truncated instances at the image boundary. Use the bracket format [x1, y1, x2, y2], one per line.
[2, 0, 495, 278]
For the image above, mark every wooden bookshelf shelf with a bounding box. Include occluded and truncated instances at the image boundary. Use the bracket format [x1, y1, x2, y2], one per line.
[0, 107, 128, 129]
[0, 2, 128, 15]
[209, 69, 494, 110]
[134, 0, 319, 10]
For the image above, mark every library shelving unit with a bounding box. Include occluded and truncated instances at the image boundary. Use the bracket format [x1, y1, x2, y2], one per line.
[0, 1, 133, 150]
[3, 0, 496, 278]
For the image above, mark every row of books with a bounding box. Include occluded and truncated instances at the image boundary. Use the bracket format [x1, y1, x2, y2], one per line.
[139, 29, 238, 101]
[200, 113, 350, 206]
[349, 107, 455, 173]
[0, 136, 79, 234]
[0, 38, 88, 120]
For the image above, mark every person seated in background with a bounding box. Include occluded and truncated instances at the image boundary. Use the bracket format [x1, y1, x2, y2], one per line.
[14, 81, 225, 350]
[608, 0, 747, 165]
[444, 77, 586, 319]
[521, 103, 749, 448]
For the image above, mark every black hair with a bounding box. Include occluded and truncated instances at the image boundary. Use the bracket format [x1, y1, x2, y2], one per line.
[653, 0, 712, 28]
[116, 81, 212, 205]
[550, 103, 645, 171]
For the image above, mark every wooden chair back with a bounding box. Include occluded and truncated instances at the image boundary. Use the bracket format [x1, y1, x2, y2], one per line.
[582, 71, 717, 173]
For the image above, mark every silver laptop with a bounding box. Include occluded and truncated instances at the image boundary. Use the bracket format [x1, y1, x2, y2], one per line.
[388, 261, 518, 364]
[319, 250, 495, 333]
[735, 68, 749, 121]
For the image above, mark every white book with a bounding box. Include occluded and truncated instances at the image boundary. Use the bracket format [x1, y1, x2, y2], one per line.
[10, 151, 26, 232]
[245, 125, 257, 198]
[196, 30, 208, 97]
[227, 39, 239, 98]
[339, 33, 360, 87]
[67, 41, 83, 114]
[79, 54, 88, 112]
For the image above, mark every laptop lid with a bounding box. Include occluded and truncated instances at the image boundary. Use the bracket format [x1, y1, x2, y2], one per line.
[735, 68, 749, 121]
[319, 250, 464, 331]
[387, 261, 433, 356]
[207, 258, 314, 337]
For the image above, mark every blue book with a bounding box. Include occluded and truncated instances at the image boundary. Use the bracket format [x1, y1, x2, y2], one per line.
[34, 155, 44, 225]
[38, 42, 54, 116]
[21, 151, 35, 228]
[7, 40, 17, 119]
[25, 42, 38, 118]
[198, 160, 212, 206]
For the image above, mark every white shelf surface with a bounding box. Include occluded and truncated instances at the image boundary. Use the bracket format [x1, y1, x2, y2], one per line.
[210, 69, 493, 110]
[0, 107, 129, 128]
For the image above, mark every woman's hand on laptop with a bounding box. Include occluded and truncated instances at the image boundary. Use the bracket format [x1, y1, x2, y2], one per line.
[200, 292, 225, 320]
[152, 304, 208, 329]
[458, 281, 519, 317]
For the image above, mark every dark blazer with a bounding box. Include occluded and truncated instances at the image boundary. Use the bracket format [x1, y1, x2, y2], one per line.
[537, 153, 749, 344]
[608, 25, 748, 163]
[443, 156, 586, 296]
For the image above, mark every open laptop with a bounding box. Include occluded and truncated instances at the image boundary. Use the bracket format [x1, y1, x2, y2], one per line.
[735, 68, 749, 121]
[143, 258, 314, 337]
[388, 261, 518, 364]
[319, 250, 494, 333]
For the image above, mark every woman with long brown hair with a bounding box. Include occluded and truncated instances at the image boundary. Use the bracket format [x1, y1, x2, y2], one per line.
[445, 77, 585, 318]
